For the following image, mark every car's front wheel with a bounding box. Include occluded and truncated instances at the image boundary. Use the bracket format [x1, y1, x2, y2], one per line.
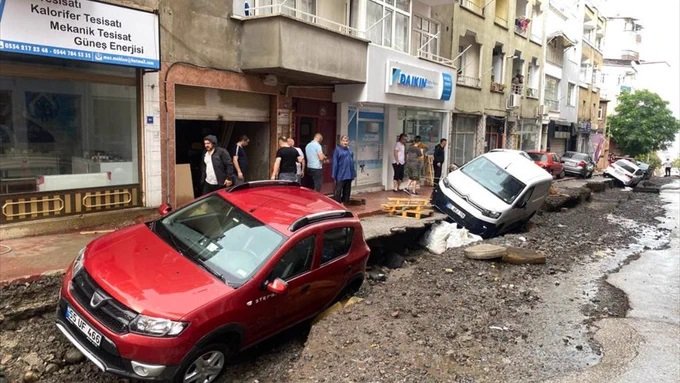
[175, 343, 228, 383]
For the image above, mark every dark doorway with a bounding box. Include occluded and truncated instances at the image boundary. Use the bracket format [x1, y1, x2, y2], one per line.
[294, 99, 336, 195]
[175, 120, 270, 201]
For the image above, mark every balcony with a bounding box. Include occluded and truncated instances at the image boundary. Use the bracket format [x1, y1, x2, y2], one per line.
[457, 75, 481, 88]
[545, 98, 560, 112]
[525, 87, 538, 98]
[621, 49, 640, 61]
[238, 6, 368, 84]
[490, 82, 506, 93]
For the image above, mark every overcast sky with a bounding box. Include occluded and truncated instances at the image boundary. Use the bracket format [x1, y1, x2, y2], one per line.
[603, 0, 680, 157]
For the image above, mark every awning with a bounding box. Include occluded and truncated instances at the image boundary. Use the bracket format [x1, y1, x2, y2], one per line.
[547, 31, 577, 49]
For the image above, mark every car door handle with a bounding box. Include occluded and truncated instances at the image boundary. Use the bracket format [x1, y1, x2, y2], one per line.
[301, 284, 311, 294]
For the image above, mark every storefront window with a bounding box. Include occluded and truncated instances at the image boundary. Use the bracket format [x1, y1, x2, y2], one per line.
[0, 58, 138, 195]
[518, 121, 539, 151]
[453, 116, 477, 166]
[348, 107, 385, 187]
[399, 108, 442, 155]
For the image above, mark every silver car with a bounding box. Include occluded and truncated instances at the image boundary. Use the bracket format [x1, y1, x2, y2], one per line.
[561, 151, 595, 178]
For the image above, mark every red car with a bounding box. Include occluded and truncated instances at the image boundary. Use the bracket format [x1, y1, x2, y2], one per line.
[56, 181, 369, 382]
[527, 151, 565, 178]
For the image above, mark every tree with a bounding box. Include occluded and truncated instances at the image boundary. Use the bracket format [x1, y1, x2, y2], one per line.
[609, 90, 680, 157]
[673, 158, 680, 169]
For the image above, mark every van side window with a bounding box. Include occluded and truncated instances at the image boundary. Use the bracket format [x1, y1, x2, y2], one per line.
[269, 236, 314, 281]
[321, 228, 354, 264]
[515, 187, 534, 208]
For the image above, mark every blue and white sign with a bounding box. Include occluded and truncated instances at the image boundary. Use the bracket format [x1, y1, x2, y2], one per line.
[0, 0, 160, 69]
[386, 61, 453, 101]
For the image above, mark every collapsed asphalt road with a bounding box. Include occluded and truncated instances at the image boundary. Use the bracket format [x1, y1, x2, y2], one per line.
[0, 178, 675, 383]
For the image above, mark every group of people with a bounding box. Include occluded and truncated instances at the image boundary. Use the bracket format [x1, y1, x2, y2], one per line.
[392, 134, 447, 195]
[199, 133, 357, 204]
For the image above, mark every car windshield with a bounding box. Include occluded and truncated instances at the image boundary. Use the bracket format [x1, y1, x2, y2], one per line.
[461, 156, 526, 204]
[616, 160, 637, 174]
[572, 153, 590, 161]
[154, 195, 283, 287]
[528, 152, 547, 161]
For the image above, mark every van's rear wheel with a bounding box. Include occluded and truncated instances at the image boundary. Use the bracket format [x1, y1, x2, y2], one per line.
[175, 343, 228, 383]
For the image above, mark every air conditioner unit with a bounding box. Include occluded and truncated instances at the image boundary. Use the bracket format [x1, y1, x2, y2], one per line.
[537, 104, 546, 117]
[507, 94, 521, 109]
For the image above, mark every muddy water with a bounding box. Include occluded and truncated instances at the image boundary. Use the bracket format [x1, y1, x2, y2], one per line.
[513, 199, 672, 380]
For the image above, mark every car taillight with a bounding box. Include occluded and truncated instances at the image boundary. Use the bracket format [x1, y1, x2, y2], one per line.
[577, 161, 586, 167]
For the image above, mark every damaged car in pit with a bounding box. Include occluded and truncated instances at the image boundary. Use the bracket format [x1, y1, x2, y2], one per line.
[431, 151, 553, 238]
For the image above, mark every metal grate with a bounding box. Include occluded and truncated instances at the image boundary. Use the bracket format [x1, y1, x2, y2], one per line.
[70, 271, 138, 334]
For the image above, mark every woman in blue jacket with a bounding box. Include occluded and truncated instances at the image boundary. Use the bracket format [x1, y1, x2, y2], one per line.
[332, 135, 356, 204]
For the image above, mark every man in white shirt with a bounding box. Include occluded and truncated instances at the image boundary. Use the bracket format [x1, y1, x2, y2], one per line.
[288, 138, 305, 183]
[392, 133, 408, 192]
[664, 158, 672, 177]
[200, 135, 234, 195]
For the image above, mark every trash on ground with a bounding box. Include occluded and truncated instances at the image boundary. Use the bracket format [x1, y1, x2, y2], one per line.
[420, 221, 482, 254]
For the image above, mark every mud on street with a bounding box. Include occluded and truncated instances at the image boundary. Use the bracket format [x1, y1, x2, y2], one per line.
[0, 178, 674, 383]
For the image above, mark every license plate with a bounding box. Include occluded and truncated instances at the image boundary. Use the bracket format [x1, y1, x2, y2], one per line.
[446, 202, 466, 219]
[66, 305, 102, 347]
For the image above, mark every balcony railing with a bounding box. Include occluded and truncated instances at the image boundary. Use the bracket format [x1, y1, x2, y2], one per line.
[460, 0, 484, 16]
[545, 98, 560, 112]
[417, 50, 455, 68]
[457, 75, 481, 88]
[526, 87, 538, 98]
[238, 2, 362, 37]
[511, 84, 523, 95]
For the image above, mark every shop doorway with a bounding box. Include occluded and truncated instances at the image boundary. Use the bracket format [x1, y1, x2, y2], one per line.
[175, 119, 270, 204]
[294, 99, 336, 194]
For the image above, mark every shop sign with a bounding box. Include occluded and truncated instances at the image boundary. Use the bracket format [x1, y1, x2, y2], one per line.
[386, 61, 453, 101]
[0, 0, 160, 69]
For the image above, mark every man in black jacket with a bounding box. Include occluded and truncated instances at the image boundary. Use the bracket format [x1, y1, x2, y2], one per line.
[433, 138, 447, 184]
[200, 135, 234, 195]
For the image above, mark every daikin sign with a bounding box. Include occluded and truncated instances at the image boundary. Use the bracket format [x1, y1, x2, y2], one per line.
[0, 0, 160, 69]
[386, 61, 453, 101]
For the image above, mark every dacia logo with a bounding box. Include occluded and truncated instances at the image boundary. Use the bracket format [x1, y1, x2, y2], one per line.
[90, 291, 109, 309]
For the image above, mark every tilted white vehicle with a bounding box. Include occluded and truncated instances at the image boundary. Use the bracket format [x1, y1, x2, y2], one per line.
[604, 159, 644, 187]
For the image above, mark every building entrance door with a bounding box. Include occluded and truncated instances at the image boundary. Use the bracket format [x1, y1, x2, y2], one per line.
[295, 99, 336, 195]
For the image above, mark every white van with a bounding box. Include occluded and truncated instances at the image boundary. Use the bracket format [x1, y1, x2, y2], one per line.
[432, 151, 553, 238]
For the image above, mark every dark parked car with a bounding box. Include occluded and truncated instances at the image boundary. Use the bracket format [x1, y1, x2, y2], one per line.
[56, 181, 369, 382]
[527, 151, 565, 178]
[561, 151, 595, 178]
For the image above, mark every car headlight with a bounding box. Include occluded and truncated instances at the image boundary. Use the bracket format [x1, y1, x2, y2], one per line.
[72, 247, 85, 276]
[482, 209, 502, 219]
[130, 314, 188, 337]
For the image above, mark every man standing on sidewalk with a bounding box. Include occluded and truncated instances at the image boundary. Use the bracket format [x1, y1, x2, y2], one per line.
[288, 137, 305, 184]
[232, 135, 250, 185]
[664, 158, 672, 177]
[200, 135, 234, 195]
[433, 138, 447, 184]
[305, 133, 327, 192]
[271, 136, 302, 182]
[332, 135, 356, 204]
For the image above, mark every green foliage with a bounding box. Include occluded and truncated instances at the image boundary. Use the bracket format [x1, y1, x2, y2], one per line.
[673, 158, 680, 169]
[609, 90, 680, 157]
[634, 152, 660, 169]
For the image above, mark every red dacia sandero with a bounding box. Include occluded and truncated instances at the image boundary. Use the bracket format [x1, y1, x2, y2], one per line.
[56, 181, 369, 382]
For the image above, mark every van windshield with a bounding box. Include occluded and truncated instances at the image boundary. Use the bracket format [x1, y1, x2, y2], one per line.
[461, 156, 526, 204]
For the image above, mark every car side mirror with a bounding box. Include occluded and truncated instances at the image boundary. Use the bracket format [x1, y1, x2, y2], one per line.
[516, 200, 527, 209]
[158, 203, 173, 216]
[265, 278, 288, 295]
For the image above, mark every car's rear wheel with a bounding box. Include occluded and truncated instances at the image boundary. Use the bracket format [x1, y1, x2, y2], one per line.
[175, 343, 228, 383]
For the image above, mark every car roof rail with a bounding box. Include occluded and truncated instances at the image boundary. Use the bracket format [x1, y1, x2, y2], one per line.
[228, 180, 300, 192]
[289, 210, 354, 232]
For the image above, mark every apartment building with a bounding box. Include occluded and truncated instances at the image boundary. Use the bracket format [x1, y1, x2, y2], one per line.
[541, 0, 580, 155]
[450, 0, 545, 166]
[574, 1, 606, 156]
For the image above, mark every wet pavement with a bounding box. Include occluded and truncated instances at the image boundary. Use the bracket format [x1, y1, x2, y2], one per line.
[548, 181, 680, 383]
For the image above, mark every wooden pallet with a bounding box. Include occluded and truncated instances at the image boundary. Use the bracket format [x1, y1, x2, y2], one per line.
[381, 197, 433, 219]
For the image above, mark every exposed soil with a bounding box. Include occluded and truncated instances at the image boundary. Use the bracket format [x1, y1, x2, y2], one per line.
[0, 178, 673, 383]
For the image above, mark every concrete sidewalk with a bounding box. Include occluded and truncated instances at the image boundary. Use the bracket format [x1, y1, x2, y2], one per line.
[0, 187, 438, 285]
